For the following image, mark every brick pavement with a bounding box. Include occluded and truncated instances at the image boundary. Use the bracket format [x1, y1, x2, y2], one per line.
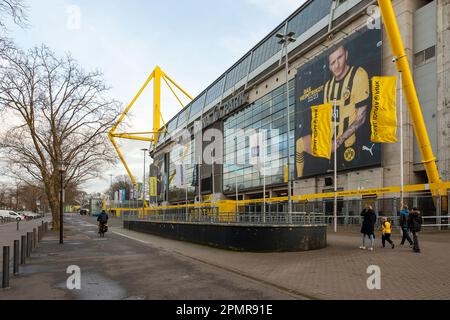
[107, 217, 450, 300]
[1, 214, 449, 300]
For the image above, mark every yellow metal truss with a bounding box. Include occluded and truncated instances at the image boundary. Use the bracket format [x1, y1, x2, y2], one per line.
[109, 66, 193, 206]
[378, 0, 444, 202]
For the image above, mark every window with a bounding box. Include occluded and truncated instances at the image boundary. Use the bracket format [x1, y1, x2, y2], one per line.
[287, 0, 332, 38]
[249, 27, 284, 73]
[414, 45, 436, 67]
[188, 94, 206, 123]
[205, 77, 225, 106]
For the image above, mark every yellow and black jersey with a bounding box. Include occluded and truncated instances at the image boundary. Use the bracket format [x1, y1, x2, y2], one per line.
[324, 66, 370, 148]
[296, 66, 370, 178]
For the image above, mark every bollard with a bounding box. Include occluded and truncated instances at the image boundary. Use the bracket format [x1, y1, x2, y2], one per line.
[14, 240, 19, 276]
[17, 219, 20, 231]
[33, 228, 37, 249]
[21, 235, 26, 265]
[27, 233, 32, 257]
[38, 226, 41, 242]
[2, 246, 10, 289]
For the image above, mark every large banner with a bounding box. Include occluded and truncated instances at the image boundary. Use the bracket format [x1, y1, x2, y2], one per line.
[295, 28, 382, 179]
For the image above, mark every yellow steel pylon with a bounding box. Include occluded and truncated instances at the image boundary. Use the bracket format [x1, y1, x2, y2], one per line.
[377, 0, 445, 198]
[109, 66, 193, 207]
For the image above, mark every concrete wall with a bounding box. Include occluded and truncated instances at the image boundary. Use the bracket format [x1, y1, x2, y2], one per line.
[124, 220, 327, 252]
[437, 0, 450, 181]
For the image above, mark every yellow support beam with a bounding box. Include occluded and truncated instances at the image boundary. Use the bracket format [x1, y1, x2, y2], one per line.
[153, 66, 162, 145]
[108, 66, 193, 209]
[110, 71, 155, 135]
[111, 134, 152, 142]
[377, 0, 443, 195]
[108, 133, 139, 188]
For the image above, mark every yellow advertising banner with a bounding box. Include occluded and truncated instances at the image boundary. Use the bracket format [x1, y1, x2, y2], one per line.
[150, 177, 157, 197]
[371, 76, 397, 143]
[284, 164, 289, 183]
[311, 104, 332, 159]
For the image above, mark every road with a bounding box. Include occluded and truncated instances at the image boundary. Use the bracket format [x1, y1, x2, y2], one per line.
[0, 214, 299, 300]
[1, 214, 450, 300]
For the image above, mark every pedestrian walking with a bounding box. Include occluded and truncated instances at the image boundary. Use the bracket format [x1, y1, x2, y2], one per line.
[381, 217, 395, 249]
[399, 204, 413, 247]
[408, 207, 423, 253]
[360, 204, 377, 251]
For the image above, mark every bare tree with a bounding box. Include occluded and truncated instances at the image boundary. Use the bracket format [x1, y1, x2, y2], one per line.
[0, 0, 27, 30]
[0, 45, 122, 229]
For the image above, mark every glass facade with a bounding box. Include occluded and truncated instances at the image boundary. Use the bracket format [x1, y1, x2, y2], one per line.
[155, 0, 337, 149]
[223, 81, 295, 193]
[188, 93, 206, 123]
[287, 0, 332, 36]
[168, 140, 196, 202]
[205, 76, 225, 106]
[249, 27, 284, 74]
[224, 55, 251, 91]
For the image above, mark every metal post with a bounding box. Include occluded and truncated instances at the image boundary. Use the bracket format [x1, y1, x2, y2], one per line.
[2, 246, 10, 289]
[60, 168, 64, 245]
[27, 232, 32, 256]
[262, 131, 266, 223]
[285, 42, 293, 222]
[16, 219, 19, 231]
[33, 228, 37, 249]
[21, 235, 26, 265]
[333, 99, 338, 233]
[437, 196, 442, 231]
[398, 73, 404, 206]
[13, 240, 19, 276]
[235, 137, 239, 215]
[142, 148, 148, 217]
[276, 32, 296, 223]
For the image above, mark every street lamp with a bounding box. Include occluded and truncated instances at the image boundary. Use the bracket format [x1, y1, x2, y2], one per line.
[276, 31, 296, 221]
[141, 148, 149, 213]
[59, 161, 67, 245]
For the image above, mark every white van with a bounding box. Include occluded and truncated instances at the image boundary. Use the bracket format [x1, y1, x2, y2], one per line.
[0, 210, 26, 221]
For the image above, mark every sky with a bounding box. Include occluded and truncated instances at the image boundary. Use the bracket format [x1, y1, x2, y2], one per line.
[6, 0, 306, 194]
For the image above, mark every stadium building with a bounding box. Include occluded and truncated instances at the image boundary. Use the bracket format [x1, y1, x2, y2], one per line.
[149, 0, 450, 216]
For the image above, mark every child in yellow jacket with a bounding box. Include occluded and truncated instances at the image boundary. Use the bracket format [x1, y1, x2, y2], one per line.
[382, 217, 395, 249]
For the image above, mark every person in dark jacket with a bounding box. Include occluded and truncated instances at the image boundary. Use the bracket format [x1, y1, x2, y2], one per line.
[97, 210, 109, 234]
[408, 208, 423, 253]
[360, 205, 377, 251]
[399, 204, 413, 247]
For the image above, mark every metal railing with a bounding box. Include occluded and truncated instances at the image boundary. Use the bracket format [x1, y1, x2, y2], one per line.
[122, 210, 328, 226]
[121, 208, 449, 230]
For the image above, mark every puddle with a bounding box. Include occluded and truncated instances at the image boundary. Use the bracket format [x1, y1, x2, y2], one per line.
[57, 272, 127, 300]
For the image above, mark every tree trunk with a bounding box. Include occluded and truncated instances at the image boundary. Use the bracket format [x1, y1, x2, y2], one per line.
[46, 185, 60, 230]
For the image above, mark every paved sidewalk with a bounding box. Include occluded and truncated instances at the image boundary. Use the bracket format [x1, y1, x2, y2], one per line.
[0, 215, 298, 300]
[1, 215, 449, 300]
[108, 217, 450, 300]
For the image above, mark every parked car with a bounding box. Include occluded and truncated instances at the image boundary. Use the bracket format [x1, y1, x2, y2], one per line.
[0, 210, 26, 221]
[79, 209, 89, 216]
[20, 211, 41, 220]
